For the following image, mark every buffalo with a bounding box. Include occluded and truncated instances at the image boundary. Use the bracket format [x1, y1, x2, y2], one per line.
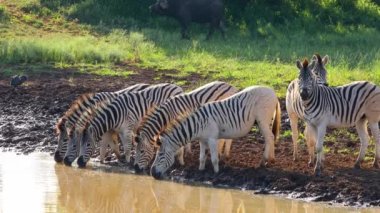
[149, 0, 226, 40]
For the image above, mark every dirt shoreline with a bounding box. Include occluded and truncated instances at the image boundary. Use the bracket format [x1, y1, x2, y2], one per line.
[0, 67, 379, 207]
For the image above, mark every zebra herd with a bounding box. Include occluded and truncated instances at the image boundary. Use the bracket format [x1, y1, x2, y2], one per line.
[54, 54, 380, 178]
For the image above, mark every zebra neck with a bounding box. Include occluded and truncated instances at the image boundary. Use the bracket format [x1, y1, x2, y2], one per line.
[303, 86, 326, 114]
[171, 112, 206, 147]
[91, 116, 114, 142]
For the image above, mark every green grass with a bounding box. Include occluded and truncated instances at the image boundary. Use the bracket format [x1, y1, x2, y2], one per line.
[1, 0, 380, 96]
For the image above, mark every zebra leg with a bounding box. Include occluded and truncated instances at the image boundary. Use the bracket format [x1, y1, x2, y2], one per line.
[354, 119, 369, 169]
[218, 139, 225, 157]
[305, 124, 316, 167]
[368, 122, 380, 168]
[199, 141, 207, 171]
[99, 137, 108, 163]
[176, 147, 185, 166]
[208, 138, 219, 173]
[289, 113, 299, 161]
[119, 129, 133, 163]
[314, 124, 327, 176]
[258, 120, 275, 166]
[99, 132, 114, 163]
[109, 132, 122, 161]
[224, 139, 232, 159]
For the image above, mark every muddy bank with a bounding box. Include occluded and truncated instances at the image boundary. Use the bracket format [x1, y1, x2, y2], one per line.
[0, 66, 379, 207]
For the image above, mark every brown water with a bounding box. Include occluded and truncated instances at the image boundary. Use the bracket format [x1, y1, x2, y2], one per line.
[0, 152, 378, 213]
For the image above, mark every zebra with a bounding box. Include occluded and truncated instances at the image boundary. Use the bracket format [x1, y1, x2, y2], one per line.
[286, 54, 329, 166]
[296, 59, 380, 176]
[150, 85, 281, 179]
[76, 83, 183, 167]
[134, 81, 238, 172]
[54, 83, 150, 164]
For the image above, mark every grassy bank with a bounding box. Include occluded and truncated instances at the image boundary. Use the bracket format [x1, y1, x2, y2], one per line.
[1, 0, 380, 96]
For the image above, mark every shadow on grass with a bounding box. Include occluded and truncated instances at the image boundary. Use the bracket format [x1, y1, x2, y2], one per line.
[48, 0, 380, 68]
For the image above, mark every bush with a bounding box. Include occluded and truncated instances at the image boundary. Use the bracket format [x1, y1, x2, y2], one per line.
[0, 5, 10, 23]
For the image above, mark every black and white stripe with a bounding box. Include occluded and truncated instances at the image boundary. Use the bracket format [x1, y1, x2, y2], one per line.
[151, 86, 281, 179]
[286, 54, 329, 165]
[77, 83, 183, 167]
[134, 81, 238, 171]
[55, 83, 149, 164]
[296, 59, 380, 176]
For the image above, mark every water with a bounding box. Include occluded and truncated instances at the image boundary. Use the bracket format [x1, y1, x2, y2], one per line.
[0, 152, 378, 213]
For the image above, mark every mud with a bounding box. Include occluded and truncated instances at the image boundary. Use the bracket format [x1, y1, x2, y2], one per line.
[0, 65, 379, 207]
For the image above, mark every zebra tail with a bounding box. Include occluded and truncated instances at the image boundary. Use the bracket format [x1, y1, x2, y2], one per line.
[272, 101, 281, 143]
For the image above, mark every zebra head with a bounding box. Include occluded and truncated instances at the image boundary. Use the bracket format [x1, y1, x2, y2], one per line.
[150, 136, 176, 180]
[63, 127, 81, 166]
[297, 59, 317, 101]
[311, 54, 329, 86]
[54, 117, 67, 163]
[134, 132, 156, 173]
[77, 125, 96, 168]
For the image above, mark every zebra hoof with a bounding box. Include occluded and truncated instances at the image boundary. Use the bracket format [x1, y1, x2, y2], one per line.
[373, 161, 380, 169]
[269, 158, 275, 164]
[353, 162, 362, 170]
[314, 167, 322, 177]
[259, 160, 267, 168]
[308, 161, 314, 168]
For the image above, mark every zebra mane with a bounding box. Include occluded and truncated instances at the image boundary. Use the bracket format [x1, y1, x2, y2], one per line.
[70, 95, 110, 133]
[161, 110, 192, 136]
[55, 117, 66, 135]
[135, 104, 159, 135]
[65, 93, 95, 118]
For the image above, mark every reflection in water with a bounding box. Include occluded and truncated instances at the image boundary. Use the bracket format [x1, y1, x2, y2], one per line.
[0, 152, 378, 213]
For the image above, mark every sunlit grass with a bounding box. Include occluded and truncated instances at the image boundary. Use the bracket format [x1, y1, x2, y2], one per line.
[1, 28, 380, 96]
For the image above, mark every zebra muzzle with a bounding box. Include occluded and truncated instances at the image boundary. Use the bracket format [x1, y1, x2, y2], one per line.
[77, 156, 87, 168]
[54, 151, 63, 163]
[151, 166, 163, 180]
[134, 164, 144, 173]
[300, 89, 309, 100]
[63, 156, 73, 166]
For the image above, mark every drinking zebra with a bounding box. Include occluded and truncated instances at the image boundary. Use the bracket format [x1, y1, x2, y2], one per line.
[76, 83, 183, 167]
[296, 59, 380, 176]
[151, 85, 281, 179]
[134, 81, 238, 172]
[286, 54, 329, 166]
[55, 83, 150, 164]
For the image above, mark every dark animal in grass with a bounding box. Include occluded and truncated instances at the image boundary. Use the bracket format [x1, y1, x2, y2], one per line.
[149, 0, 226, 40]
[10, 75, 28, 88]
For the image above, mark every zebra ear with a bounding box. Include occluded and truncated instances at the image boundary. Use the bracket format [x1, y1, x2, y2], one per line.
[322, 55, 329, 65]
[296, 60, 303, 70]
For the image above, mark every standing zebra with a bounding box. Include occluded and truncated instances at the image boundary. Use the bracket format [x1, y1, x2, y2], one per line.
[151, 86, 281, 179]
[54, 83, 150, 164]
[286, 54, 329, 166]
[296, 59, 380, 176]
[134, 81, 238, 172]
[76, 83, 183, 167]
